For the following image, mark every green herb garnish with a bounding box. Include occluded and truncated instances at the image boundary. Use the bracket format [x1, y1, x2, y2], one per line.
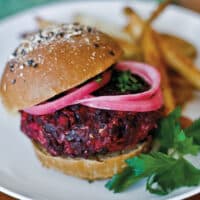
[106, 152, 200, 194]
[155, 107, 199, 156]
[115, 70, 144, 93]
[105, 107, 200, 195]
[95, 76, 103, 83]
[185, 118, 200, 145]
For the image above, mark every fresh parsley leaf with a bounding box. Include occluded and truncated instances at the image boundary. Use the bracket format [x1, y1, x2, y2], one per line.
[126, 153, 175, 175]
[154, 107, 199, 156]
[154, 107, 181, 152]
[105, 166, 141, 193]
[146, 157, 200, 195]
[174, 130, 199, 156]
[105, 152, 200, 194]
[185, 118, 200, 145]
[106, 152, 175, 193]
[115, 70, 144, 93]
[95, 76, 102, 83]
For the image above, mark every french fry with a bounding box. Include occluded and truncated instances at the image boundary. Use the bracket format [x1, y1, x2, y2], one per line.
[142, 27, 175, 113]
[169, 70, 194, 106]
[146, 0, 173, 26]
[160, 33, 197, 59]
[124, 0, 172, 40]
[158, 35, 200, 89]
[123, 7, 144, 43]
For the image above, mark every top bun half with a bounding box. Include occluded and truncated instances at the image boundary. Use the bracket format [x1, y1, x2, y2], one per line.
[0, 23, 122, 112]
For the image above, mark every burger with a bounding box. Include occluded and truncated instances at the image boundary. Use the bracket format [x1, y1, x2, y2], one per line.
[0, 23, 163, 180]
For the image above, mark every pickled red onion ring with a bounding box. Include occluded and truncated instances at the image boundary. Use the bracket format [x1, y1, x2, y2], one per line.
[24, 70, 112, 115]
[23, 61, 163, 115]
[79, 89, 163, 112]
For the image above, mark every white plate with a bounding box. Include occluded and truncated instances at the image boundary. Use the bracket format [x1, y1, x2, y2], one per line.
[0, 1, 200, 200]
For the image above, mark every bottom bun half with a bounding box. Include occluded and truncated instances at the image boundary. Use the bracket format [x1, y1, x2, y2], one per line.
[33, 139, 151, 180]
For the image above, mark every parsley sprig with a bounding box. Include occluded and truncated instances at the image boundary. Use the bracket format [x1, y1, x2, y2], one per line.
[95, 76, 103, 83]
[185, 118, 200, 145]
[115, 70, 144, 93]
[105, 107, 200, 195]
[155, 107, 199, 156]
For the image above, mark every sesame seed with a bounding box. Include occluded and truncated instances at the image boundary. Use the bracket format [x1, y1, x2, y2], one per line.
[27, 59, 34, 67]
[109, 50, 115, 56]
[3, 84, 7, 91]
[33, 63, 38, 68]
[73, 22, 80, 26]
[9, 64, 14, 72]
[12, 49, 18, 57]
[21, 49, 26, 56]
[84, 38, 90, 44]
[48, 32, 54, 37]
[56, 32, 65, 38]
[11, 79, 16, 84]
[74, 28, 80, 32]
[19, 65, 24, 69]
[87, 27, 92, 33]
[19, 73, 23, 77]
[94, 43, 99, 48]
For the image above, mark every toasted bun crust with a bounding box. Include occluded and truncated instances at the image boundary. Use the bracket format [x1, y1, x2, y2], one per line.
[33, 140, 151, 180]
[0, 24, 122, 111]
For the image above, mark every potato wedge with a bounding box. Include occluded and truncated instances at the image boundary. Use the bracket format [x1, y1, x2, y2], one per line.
[146, 0, 173, 25]
[169, 70, 194, 106]
[158, 35, 200, 89]
[146, 0, 173, 26]
[160, 33, 197, 59]
[123, 7, 144, 43]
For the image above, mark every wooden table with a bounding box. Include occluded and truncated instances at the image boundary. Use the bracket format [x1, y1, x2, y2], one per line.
[0, 190, 199, 200]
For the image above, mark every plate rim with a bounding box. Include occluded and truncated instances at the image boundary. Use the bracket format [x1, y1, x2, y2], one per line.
[0, 0, 200, 200]
[0, 186, 31, 200]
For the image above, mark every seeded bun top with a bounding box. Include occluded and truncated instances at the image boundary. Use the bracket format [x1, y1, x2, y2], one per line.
[0, 23, 122, 112]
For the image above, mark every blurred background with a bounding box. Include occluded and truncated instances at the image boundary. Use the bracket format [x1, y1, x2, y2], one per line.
[0, 0, 200, 20]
